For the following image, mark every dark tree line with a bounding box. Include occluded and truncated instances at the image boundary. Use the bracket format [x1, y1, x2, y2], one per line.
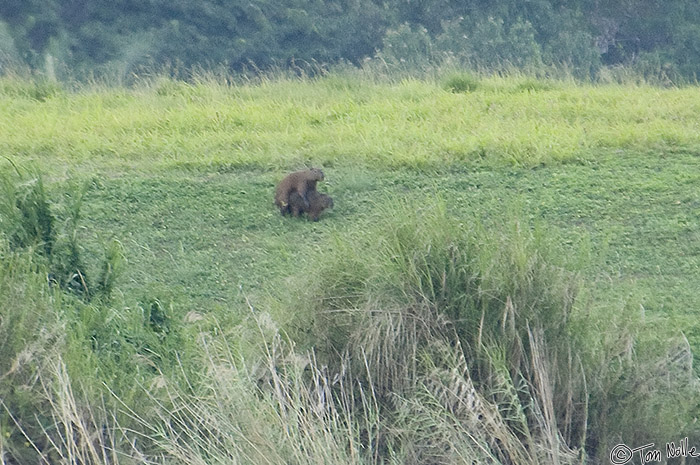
[1, 0, 700, 80]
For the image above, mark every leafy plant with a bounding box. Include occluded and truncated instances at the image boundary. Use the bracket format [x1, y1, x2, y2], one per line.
[0, 167, 123, 301]
[0, 166, 55, 256]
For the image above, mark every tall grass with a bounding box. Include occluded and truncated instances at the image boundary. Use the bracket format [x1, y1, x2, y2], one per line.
[0, 166, 55, 256]
[2, 73, 699, 463]
[2, 198, 698, 463]
[0, 171, 185, 463]
[0, 168, 124, 301]
[294, 197, 699, 463]
[2, 73, 700, 176]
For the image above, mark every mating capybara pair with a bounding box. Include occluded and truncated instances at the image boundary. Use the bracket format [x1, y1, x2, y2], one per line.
[274, 168, 333, 221]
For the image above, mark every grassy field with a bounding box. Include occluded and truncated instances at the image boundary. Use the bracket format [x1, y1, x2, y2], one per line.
[1, 73, 700, 463]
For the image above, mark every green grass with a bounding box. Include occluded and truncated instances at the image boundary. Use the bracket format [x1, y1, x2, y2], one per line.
[3, 75, 700, 175]
[2, 73, 700, 463]
[71, 152, 700, 347]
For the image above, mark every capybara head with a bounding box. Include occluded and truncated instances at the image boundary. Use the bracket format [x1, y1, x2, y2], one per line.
[319, 194, 333, 209]
[309, 168, 324, 181]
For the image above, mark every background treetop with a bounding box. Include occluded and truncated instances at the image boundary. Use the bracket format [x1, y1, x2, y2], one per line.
[1, 0, 698, 81]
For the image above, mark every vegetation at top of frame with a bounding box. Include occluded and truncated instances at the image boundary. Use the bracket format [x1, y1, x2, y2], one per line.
[2, 0, 700, 82]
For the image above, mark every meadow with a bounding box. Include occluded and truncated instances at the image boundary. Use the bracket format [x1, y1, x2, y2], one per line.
[1, 72, 699, 464]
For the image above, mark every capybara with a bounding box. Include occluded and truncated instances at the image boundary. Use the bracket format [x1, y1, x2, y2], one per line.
[274, 168, 324, 216]
[288, 190, 334, 221]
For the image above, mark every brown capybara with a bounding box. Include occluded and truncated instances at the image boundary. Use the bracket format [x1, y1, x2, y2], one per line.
[274, 168, 324, 216]
[288, 190, 334, 221]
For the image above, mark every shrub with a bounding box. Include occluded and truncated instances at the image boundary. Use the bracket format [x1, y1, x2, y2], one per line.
[443, 72, 479, 93]
[0, 167, 55, 256]
[0, 167, 123, 301]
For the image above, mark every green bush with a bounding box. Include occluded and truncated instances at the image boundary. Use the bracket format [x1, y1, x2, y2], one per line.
[0, 168, 123, 301]
[0, 167, 55, 256]
[443, 72, 479, 93]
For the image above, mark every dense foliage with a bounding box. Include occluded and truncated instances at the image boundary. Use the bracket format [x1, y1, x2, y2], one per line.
[2, 0, 700, 80]
[1, 71, 700, 463]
